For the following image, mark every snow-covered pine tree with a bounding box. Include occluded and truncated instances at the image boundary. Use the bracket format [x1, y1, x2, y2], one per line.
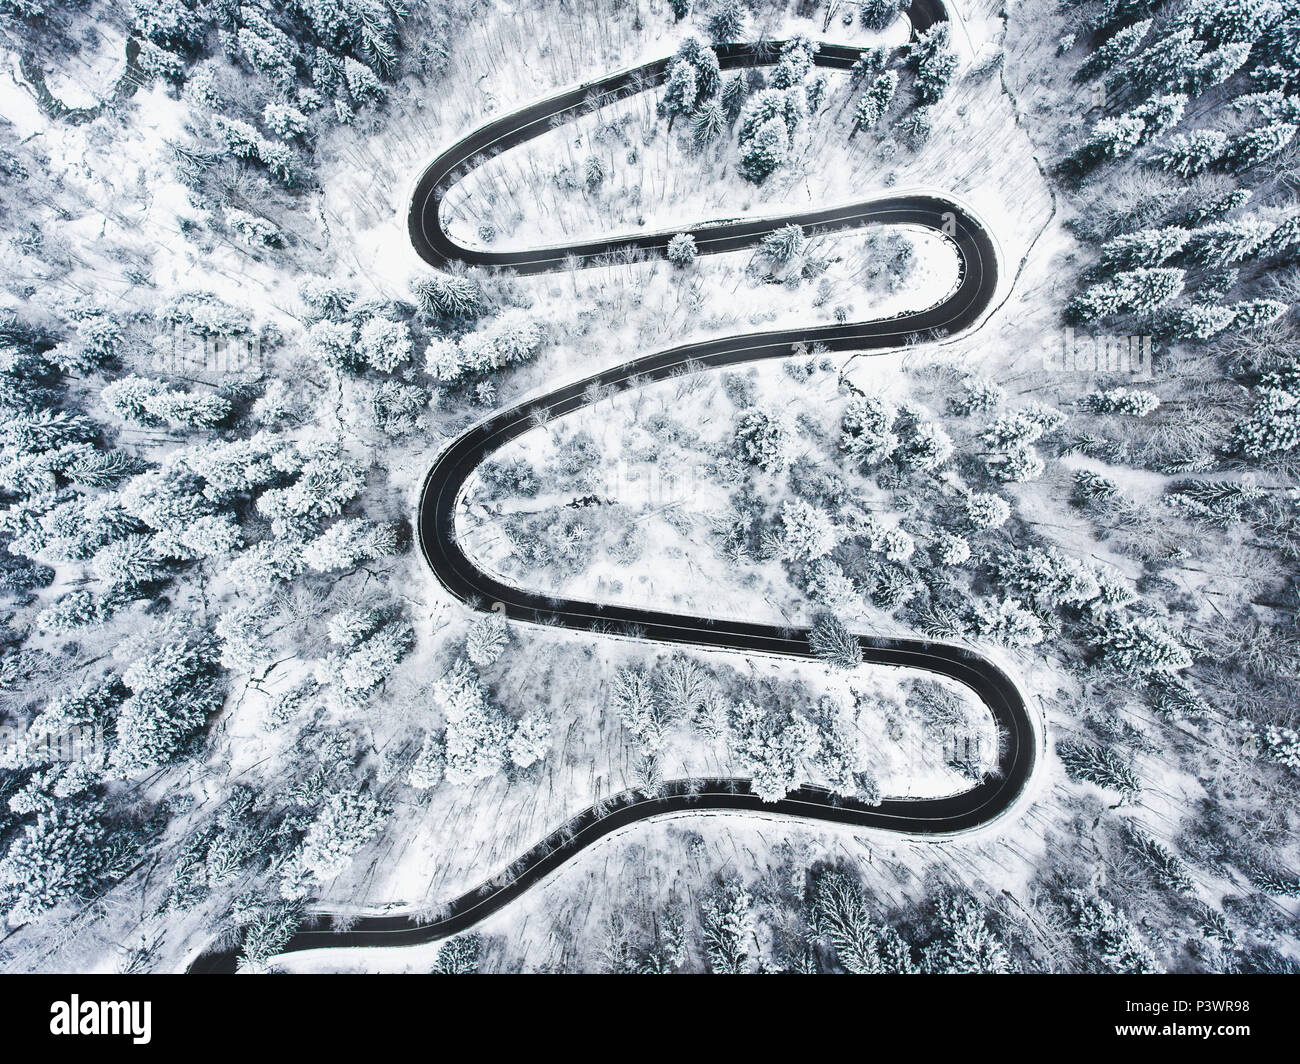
[733, 408, 788, 471]
[318, 617, 414, 708]
[814, 870, 918, 973]
[700, 879, 756, 973]
[719, 74, 747, 122]
[808, 613, 863, 669]
[236, 10, 296, 95]
[769, 35, 817, 91]
[412, 274, 482, 320]
[691, 100, 726, 148]
[839, 395, 897, 468]
[909, 23, 958, 104]
[1067, 267, 1185, 321]
[343, 57, 383, 105]
[1230, 299, 1288, 330]
[226, 209, 283, 249]
[263, 102, 309, 140]
[738, 115, 787, 183]
[437, 657, 514, 783]
[227, 539, 304, 597]
[853, 70, 897, 133]
[920, 894, 1014, 974]
[326, 606, 384, 648]
[365, 379, 428, 436]
[1077, 96, 1185, 166]
[866, 0, 909, 28]
[1081, 387, 1161, 416]
[35, 590, 109, 635]
[216, 602, 276, 673]
[1173, 0, 1276, 47]
[964, 490, 1011, 530]
[1125, 824, 1196, 896]
[1057, 740, 1141, 803]
[1098, 227, 1188, 269]
[1094, 613, 1193, 674]
[931, 530, 972, 567]
[1184, 215, 1273, 267]
[300, 277, 355, 321]
[1187, 42, 1252, 94]
[895, 416, 953, 472]
[658, 61, 698, 131]
[1115, 28, 1203, 95]
[507, 709, 551, 769]
[666, 232, 698, 266]
[950, 376, 1005, 416]
[779, 499, 838, 560]
[280, 790, 387, 899]
[1220, 122, 1296, 171]
[1233, 386, 1300, 457]
[805, 73, 827, 113]
[110, 624, 222, 776]
[1152, 129, 1227, 178]
[1078, 19, 1152, 80]
[0, 799, 110, 924]
[303, 518, 398, 573]
[465, 612, 508, 667]
[705, 0, 747, 43]
[970, 596, 1044, 646]
[432, 934, 481, 973]
[355, 317, 413, 373]
[1068, 891, 1161, 973]
[407, 732, 445, 790]
[90, 533, 163, 595]
[237, 901, 302, 970]
[307, 319, 357, 373]
[1156, 302, 1237, 341]
[102, 374, 170, 426]
[610, 665, 671, 751]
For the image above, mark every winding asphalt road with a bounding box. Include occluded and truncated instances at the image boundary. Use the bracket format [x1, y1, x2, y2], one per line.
[187, 1, 1037, 973]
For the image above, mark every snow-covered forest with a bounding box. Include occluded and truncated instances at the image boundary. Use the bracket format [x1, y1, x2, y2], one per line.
[0, 0, 1297, 979]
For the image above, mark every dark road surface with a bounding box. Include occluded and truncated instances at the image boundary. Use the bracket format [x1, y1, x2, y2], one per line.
[187, 1, 1037, 973]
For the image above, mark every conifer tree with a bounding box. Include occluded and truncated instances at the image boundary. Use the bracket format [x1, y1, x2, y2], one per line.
[1081, 387, 1161, 416]
[1153, 129, 1228, 178]
[815, 870, 918, 973]
[920, 894, 1014, 974]
[0, 800, 110, 924]
[700, 879, 756, 973]
[1078, 19, 1151, 80]
[1098, 227, 1187, 270]
[909, 23, 958, 104]
[355, 317, 413, 373]
[1220, 123, 1296, 171]
[1184, 216, 1272, 267]
[666, 233, 698, 266]
[466, 612, 509, 667]
[705, 0, 747, 44]
[507, 710, 551, 769]
[853, 71, 897, 133]
[738, 115, 787, 183]
[809, 614, 863, 670]
[1115, 28, 1203, 95]
[1068, 892, 1161, 973]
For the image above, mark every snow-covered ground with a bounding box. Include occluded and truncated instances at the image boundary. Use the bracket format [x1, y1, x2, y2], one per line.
[8, 0, 1292, 981]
